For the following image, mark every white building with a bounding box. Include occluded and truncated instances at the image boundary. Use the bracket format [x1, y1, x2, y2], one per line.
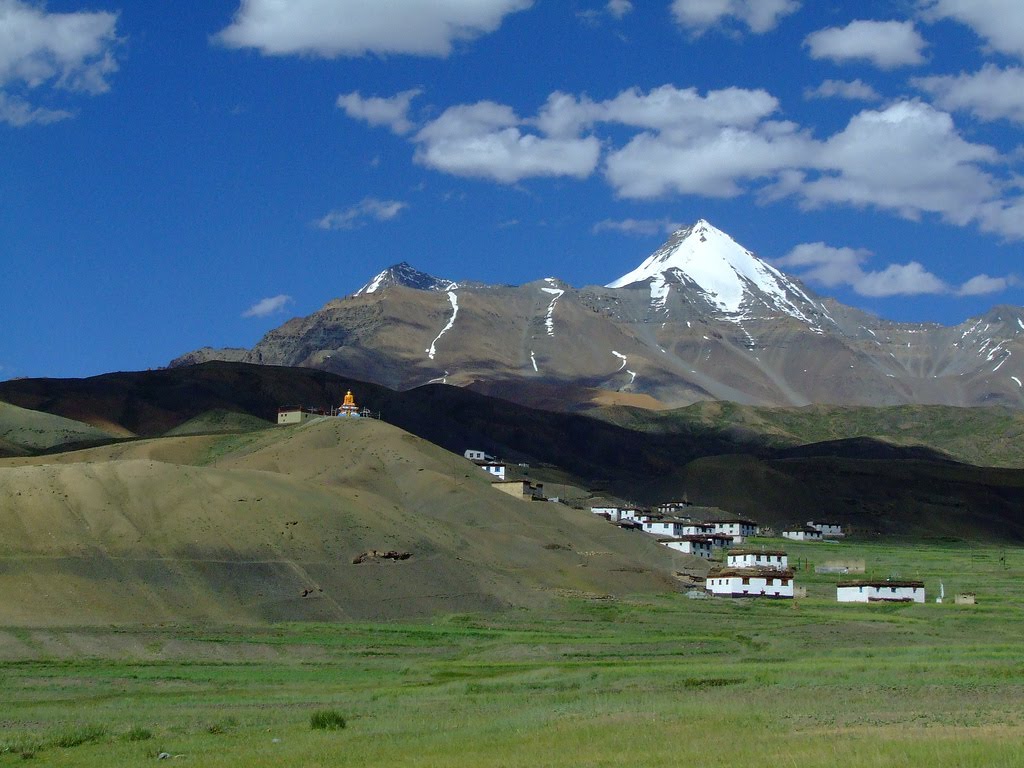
[478, 462, 506, 480]
[837, 580, 925, 603]
[783, 526, 823, 542]
[277, 406, 324, 425]
[808, 521, 844, 537]
[464, 449, 494, 462]
[642, 517, 692, 537]
[727, 549, 788, 570]
[658, 536, 714, 559]
[707, 519, 758, 539]
[590, 506, 644, 523]
[656, 501, 693, 517]
[706, 568, 794, 599]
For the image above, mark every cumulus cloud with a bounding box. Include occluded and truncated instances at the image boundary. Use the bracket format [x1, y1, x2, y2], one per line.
[337, 89, 422, 135]
[592, 217, 681, 235]
[216, 0, 532, 57]
[671, 0, 800, 35]
[778, 242, 1014, 297]
[914, 65, 1024, 124]
[242, 294, 293, 318]
[784, 101, 999, 225]
[804, 79, 881, 102]
[413, 101, 601, 183]
[0, 0, 119, 126]
[805, 20, 927, 69]
[777, 243, 948, 297]
[317, 198, 408, 230]
[921, 0, 1024, 60]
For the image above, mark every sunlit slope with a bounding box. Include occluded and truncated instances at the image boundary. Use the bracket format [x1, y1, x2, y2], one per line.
[0, 400, 118, 456]
[0, 418, 682, 626]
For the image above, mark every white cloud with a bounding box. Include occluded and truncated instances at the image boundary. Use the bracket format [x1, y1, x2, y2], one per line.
[777, 242, 948, 297]
[914, 65, 1024, 124]
[413, 101, 601, 183]
[242, 294, 293, 318]
[805, 20, 926, 69]
[0, 91, 70, 126]
[787, 101, 999, 225]
[958, 273, 1015, 295]
[317, 198, 408, 230]
[337, 89, 422, 135]
[778, 241, 1014, 297]
[216, 0, 532, 57]
[804, 79, 881, 102]
[921, 0, 1024, 60]
[0, 0, 119, 125]
[607, 0, 633, 18]
[592, 217, 681, 235]
[671, 0, 800, 35]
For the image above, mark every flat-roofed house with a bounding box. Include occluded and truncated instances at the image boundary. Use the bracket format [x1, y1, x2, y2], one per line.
[658, 536, 714, 559]
[837, 580, 925, 603]
[783, 525, 823, 542]
[706, 567, 794, 599]
[727, 549, 788, 570]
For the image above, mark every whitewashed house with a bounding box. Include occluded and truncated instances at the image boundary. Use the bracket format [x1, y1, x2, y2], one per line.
[707, 518, 759, 540]
[707, 534, 735, 549]
[808, 521, 844, 537]
[591, 506, 645, 523]
[658, 536, 714, 559]
[680, 522, 716, 536]
[643, 517, 692, 537]
[706, 568, 794, 599]
[836, 580, 925, 603]
[727, 549, 788, 570]
[783, 526, 823, 542]
[464, 449, 493, 461]
[656, 501, 693, 517]
[478, 462, 506, 480]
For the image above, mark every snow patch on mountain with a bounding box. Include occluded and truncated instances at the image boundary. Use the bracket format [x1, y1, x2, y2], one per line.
[541, 285, 564, 337]
[425, 291, 459, 360]
[611, 351, 627, 371]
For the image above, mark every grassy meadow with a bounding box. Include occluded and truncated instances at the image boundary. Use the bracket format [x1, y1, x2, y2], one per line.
[3, 537, 1024, 767]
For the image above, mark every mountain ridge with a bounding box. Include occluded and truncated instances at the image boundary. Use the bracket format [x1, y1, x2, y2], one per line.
[170, 220, 1024, 410]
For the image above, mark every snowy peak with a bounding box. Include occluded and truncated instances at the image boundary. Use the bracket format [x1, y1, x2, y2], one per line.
[355, 262, 454, 296]
[605, 219, 823, 323]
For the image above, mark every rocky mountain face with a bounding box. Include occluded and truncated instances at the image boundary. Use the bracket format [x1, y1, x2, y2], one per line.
[171, 220, 1024, 410]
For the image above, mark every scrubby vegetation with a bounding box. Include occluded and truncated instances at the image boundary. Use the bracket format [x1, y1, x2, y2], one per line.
[1, 539, 1023, 766]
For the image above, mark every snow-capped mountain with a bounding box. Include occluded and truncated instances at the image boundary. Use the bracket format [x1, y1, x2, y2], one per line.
[171, 221, 1024, 411]
[355, 262, 454, 296]
[607, 219, 827, 326]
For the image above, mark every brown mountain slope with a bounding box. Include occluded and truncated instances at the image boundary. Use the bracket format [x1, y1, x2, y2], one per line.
[0, 418, 684, 626]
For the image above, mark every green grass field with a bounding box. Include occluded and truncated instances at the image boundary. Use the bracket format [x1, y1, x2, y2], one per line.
[3, 538, 1024, 767]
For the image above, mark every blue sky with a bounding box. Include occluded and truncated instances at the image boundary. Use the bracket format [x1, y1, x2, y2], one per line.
[3, 0, 1024, 379]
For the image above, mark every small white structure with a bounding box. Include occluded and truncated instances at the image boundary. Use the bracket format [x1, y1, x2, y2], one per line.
[277, 406, 323, 425]
[808, 521, 844, 537]
[478, 462, 506, 480]
[659, 536, 714, 559]
[836, 580, 925, 603]
[783, 526, 823, 542]
[707, 519, 759, 539]
[464, 449, 494, 462]
[727, 549, 788, 570]
[680, 522, 716, 536]
[706, 568, 794, 599]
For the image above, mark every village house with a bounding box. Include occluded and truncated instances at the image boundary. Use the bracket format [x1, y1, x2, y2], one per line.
[642, 517, 694, 537]
[464, 449, 495, 462]
[706, 567, 794, 599]
[477, 462, 507, 480]
[658, 536, 714, 559]
[277, 406, 326, 425]
[707, 518, 759, 541]
[836, 580, 925, 603]
[492, 480, 546, 502]
[808, 521, 844, 537]
[590, 505, 645, 523]
[783, 525, 823, 542]
[727, 548, 788, 570]
[656, 500, 693, 517]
